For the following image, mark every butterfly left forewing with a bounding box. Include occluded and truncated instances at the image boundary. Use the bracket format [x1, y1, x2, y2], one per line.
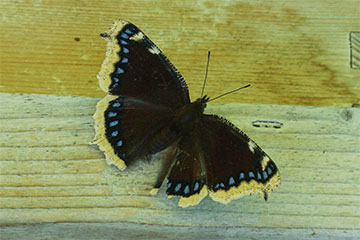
[97, 20, 190, 108]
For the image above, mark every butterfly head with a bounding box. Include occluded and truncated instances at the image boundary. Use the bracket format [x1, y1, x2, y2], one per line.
[194, 95, 210, 113]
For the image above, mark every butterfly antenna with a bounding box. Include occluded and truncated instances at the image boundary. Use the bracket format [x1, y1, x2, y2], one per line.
[208, 84, 251, 102]
[200, 51, 211, 98]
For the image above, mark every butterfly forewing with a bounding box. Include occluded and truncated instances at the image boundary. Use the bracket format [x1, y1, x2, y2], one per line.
[198, 114, 280, 204]
[98, 20, 190, 108]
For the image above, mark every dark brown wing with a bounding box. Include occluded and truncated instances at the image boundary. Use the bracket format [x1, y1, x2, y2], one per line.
[97, 20, 190, 108]
[165, 137, 208, 208]
[93, 96, 173, 169]
[162, 114, 280, 207]
[94, 20, 190, 169]
[199, 114, 280, 204]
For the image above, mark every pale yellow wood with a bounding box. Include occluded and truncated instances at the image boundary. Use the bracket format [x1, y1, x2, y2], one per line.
[0, 1, 359, 107]
[0, 93, 359, 239]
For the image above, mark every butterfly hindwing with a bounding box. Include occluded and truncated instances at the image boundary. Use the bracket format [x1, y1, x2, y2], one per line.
[165, 137, 208, 208]
[93, 95, 175, 169]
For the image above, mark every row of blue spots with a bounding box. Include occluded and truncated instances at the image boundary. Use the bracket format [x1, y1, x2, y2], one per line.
[213, 182, 225, 191]
[167, 180, 201, 195]
[108, 100, 124, 149]
[108, 101, 121, 143]
[112, 28, 134, 87]
[108, 122, 124, 148]
[213, 163, 277, 191]
[238, 165, 273, 183]
[119, 31, 130, 54]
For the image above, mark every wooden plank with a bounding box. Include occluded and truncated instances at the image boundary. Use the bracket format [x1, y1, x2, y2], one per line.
[0, 1, 359, 107]
[0, 93, 359, 239]
[1, 223, 359, 240]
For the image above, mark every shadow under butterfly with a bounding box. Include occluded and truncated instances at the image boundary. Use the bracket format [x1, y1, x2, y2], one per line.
[93, 20, 280, 208]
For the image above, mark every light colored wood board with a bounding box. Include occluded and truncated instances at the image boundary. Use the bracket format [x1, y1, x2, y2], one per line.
[0, 93, 359, 238]
[0, 1, 359, 107]
[1, 223, 359, 240]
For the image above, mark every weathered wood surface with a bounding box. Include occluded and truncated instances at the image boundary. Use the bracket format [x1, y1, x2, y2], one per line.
[0, 1, 359, 107]
[0, 93, 359, 239]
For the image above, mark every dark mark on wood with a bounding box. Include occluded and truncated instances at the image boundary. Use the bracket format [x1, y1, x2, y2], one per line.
[252, 120, 283, 129]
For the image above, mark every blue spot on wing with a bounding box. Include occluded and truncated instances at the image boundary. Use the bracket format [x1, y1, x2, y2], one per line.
[174, 183, 181, 193]
[112, 102, 121, 107]
[257, 171, 262, 180]
[194, 182, 199, 191]
[239, 172, 245, 180]
[116, 68, 124, 74]
[125, 29, 133, 34]
[117, 140, 123, 147]
[229, 177, 235, 186]
[121, 33, 129, 39]
[109, 120, 118, 127]
[184, 185, 190, 194]
[108, 112, 117, 117]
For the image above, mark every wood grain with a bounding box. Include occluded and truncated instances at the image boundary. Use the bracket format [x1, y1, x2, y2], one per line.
[0, 0, 359, 107]
[0, 93, 359, 239]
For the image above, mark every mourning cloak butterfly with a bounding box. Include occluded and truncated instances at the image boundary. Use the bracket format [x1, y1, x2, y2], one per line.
[93, 20, 280, 207]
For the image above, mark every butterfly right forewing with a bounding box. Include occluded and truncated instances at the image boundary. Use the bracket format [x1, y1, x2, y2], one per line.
[198, 114, 280, 204]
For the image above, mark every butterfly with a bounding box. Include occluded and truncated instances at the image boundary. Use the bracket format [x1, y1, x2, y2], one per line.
[93, 20, 280, 207]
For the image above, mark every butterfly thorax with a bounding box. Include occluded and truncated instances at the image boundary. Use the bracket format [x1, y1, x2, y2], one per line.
[169, 96, 209, 134]
[146, 96, 209, 155]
